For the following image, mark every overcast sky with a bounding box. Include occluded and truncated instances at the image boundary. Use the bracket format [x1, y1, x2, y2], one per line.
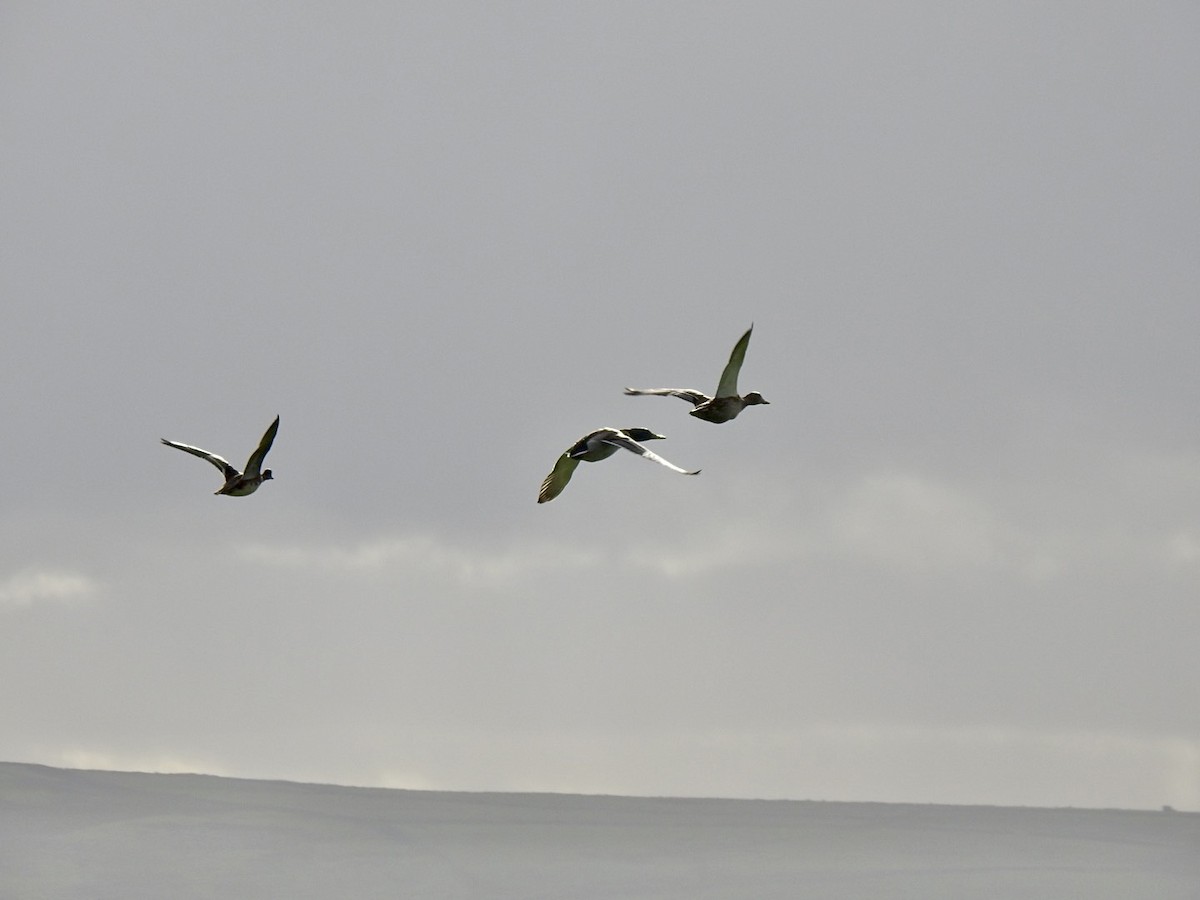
[2, 2, 1198, 810]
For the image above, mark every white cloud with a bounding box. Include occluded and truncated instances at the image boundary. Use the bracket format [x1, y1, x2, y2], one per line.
[0, 568, 97, 608]
[1162, 530, 1200, 567]
[829, 472, 1009, 572]
[622, 470, 1060, 582]
[54, 749, 227, 777]
[623, 521, 803, 579]
[238, 533, 605, 588]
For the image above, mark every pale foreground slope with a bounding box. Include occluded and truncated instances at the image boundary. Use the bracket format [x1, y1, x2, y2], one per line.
[2, 762, 1198, 899]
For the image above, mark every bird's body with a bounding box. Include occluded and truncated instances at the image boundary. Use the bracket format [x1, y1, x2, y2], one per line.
[161, 415, 280, 496]
[624, 325, 769, 423]
[538, 427, 699, 503]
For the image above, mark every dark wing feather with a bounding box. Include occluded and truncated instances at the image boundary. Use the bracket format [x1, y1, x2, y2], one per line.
[243, 415, 280, 477]
[715, 325, 753, 398]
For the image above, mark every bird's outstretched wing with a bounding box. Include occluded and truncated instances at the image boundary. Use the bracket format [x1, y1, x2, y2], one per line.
[601, 432, 701, 476]
[715, 325, 753, 399]
[244, 415, 280, 477]
[160, 439, 239, 479]
[623, 387, 711, 407]
[538, 453, 581, 503]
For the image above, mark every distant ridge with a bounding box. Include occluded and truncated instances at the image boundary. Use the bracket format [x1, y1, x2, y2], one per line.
[6, 759, 1193, 811]
[3, 761, 1198, 900]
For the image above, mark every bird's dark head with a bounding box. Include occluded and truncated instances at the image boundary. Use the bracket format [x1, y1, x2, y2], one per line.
[743, 392, 770, 406]
[261, 469, 274, 481]
[624, 428, 666, 442]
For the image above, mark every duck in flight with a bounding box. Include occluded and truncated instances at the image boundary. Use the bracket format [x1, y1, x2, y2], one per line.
[624, 325, 769, 423]
[538, 427, 699, 503]
[161, 415, 280, 496]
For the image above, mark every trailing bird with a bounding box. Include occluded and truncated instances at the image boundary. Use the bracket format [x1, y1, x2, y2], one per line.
[538, 427, 699, 503]
[624, 325, 769, 423]
[161, 415, 280, 496]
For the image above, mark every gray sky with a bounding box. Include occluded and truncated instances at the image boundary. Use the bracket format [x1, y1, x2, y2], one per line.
[2, 2, 1198, 809]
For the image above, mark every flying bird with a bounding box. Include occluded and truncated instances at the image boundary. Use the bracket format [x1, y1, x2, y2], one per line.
[624, 324, 769, 423]
[538, 427, 700, 503]
[161, 415, 280, 496]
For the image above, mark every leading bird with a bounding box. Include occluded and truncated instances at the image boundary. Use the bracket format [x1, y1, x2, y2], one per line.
[161, 415, 280, 496]
[624, 325, 769, 423]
